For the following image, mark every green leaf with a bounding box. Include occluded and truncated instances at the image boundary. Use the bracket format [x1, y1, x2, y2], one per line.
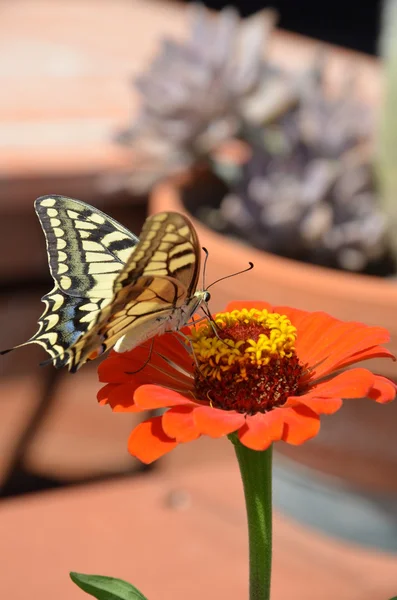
[69, 572, 148, 600]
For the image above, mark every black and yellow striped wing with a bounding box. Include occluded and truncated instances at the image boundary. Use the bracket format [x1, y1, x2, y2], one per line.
[35, 195, 138, 297]
[61, 211, 203, 371]
[1, 195, 139, 368]
[115, 210, 200, 296]
[1, 198, 204, 372]
[109, 211, 201, 353]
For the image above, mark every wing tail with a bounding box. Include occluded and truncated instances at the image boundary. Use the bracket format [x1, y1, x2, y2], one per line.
[1, 285, 106, 370]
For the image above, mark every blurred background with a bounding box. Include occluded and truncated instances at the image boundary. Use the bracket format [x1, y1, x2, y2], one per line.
[203, 0, 380, 53]
[0, 0, 385, 500]
[0, 0, 397, 589]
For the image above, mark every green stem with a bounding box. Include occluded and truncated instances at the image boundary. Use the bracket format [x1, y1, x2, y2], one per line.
[229, 435, 273, 600]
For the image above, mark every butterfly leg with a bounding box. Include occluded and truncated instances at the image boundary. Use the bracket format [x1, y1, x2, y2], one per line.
[125, 338, 155, 375]
[186, 313, 208, 328]
[173, 329, 209, 376]
[196, 306, 236, 350]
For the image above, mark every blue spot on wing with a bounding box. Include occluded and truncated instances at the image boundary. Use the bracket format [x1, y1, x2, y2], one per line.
[58, 297, 96, 345]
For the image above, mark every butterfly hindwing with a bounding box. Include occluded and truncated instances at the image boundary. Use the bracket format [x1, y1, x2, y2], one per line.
[27, 284, 110, 368]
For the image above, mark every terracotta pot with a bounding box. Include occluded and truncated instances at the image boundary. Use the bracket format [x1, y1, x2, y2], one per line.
[150, 172, 397, 550]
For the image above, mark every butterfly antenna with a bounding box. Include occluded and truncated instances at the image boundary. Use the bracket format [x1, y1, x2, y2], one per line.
[193, 252, 223, 337]
[207, 262, 254, 290]
[202, 247, 209, 290]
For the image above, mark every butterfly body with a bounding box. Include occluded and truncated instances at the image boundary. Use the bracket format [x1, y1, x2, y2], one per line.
[112, 288, 210, 354]
[1, 196, 207, 372]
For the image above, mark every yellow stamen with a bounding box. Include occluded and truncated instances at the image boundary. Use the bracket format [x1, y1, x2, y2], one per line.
[190, 308, 297, 381]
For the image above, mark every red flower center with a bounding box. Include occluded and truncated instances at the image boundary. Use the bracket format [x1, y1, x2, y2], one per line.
[189, 308, 305, 414]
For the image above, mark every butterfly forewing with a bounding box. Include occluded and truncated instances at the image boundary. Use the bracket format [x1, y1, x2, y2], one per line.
[1, 196, 139, 366]
[96, 275, 191, 353]
[114, 212, 200, 295]
[69, 212, 202, 369]
[35, 195, 139, 298]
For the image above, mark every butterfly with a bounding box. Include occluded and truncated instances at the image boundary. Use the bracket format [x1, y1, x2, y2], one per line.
[1, 195, 210, 372]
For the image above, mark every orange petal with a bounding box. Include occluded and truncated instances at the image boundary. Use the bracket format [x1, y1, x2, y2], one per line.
[128, 416, 178, 463]
[193, 406, 245, 437]
[286, 310, 391, 378]
[290, 397, 343, 415]
[333, 347, 395, 371]
[305, 368, 375, 399]
[97, 383, 118, 406]
[130, 363, 192, 391]
[328, 331, 393, 373]
[325, 336, 392, 378]
[112, 346, 193, 389]
[368, 375, 397, 404]
[162, 406, 201, 442]
[238, 411, 284, 451]
[297, 319, 356, 374]
[134, 384, 196, 410]
[98, 334, 194, 385]
[281, 405, 320, 445]
[274, 306, 311, 330]
[98, 354, 135, 383]
[150, 332, 193, 372]
[225, 301, 273, 313]
[275, 309, 360, 376]
[283, 309, 337, 347]
[105, 382, 145, 412]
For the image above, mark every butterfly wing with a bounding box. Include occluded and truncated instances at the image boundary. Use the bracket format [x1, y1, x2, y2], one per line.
[2, 204, 203, 372]
[22, 284, 112, 368]
[1, 195, 139, 365]
[65, 212, 202, 371]
[114, 211, 200, 296]
[35, 195, 138, 297]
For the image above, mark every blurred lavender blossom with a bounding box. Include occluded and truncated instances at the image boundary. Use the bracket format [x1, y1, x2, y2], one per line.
[117, 5, 282, 191]
[115, 4, 393, 274]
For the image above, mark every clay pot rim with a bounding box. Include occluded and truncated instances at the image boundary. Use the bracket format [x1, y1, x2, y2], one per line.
[151, 173, 397, 310]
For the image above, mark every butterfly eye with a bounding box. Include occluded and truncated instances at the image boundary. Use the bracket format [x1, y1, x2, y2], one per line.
[204, 291, 211, 302]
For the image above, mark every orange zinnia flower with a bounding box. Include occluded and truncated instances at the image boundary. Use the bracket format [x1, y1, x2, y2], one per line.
[97, 301, 396, 463]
